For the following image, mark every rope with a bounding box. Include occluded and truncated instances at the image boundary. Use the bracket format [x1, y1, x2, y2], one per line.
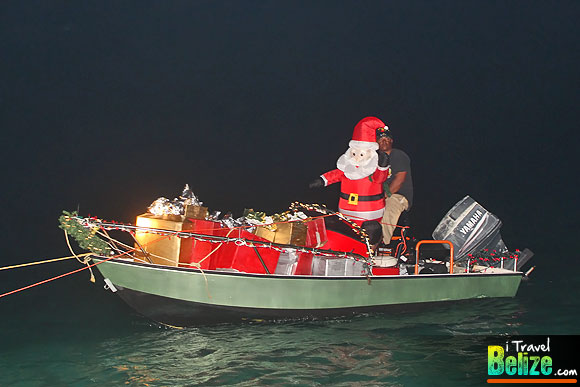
[0, 250, 129, 299]
[0, 253, 91, 271]
[184, 228, 236, 299]
[0, 228, 174, 299]
[1, 211, 321, 299]
[65, 230, 95, 283]
[92, 228, 238, 301]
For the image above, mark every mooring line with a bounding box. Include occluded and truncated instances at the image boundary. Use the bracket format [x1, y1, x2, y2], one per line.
[0, 253, 91, 271]
[0, 250, 133, 299]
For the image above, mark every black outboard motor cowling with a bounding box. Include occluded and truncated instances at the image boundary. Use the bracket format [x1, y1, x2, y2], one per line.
[432, 196, 507, 264]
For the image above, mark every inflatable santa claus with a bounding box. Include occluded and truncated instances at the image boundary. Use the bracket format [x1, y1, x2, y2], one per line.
[310, 117, 391, 243]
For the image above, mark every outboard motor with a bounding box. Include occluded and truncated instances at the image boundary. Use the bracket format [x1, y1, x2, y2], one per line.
[432, 196, 507, 265]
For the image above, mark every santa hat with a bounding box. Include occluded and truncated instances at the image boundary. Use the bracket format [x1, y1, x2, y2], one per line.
[349, 116, 385, 150]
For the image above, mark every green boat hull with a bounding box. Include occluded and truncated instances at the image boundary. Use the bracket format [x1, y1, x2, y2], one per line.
[92, 258, 523, 326]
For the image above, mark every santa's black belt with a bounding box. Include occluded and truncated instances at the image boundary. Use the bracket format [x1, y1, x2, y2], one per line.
[340, 192, 384, 205]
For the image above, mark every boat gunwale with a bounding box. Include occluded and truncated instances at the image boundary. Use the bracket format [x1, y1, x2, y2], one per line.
[91, 255, 524, 280]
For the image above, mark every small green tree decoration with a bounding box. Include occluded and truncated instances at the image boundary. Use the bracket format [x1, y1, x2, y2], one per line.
[58, 210, 111, 255]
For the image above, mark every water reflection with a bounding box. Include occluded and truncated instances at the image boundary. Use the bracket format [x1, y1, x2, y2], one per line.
[3, 272, 578, 386]
[94, 298, 532, 386]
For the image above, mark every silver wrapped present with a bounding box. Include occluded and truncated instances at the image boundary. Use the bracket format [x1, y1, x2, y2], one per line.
[311, 256, 365, 276]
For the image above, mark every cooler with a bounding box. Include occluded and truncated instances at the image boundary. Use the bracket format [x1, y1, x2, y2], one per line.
[371, 267, 400, 275]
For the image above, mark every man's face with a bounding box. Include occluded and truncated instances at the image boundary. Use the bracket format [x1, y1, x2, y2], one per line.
[377, 136, 393, 152]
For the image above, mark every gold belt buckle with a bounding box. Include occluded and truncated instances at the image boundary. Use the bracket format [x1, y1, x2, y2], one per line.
[348, 193, 359, 205]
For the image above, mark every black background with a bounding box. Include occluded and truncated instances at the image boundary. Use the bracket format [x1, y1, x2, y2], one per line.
[1, 1, 578, 274]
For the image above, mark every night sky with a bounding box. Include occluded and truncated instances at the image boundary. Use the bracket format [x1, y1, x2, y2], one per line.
[1, 1, 578, 267]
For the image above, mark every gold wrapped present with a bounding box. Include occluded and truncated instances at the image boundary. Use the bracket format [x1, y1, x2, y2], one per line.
[134, 213, 194, 266]
[254, 225, 277, 242]
[255, 221, 307, 246]
[184, 204, 209, 220]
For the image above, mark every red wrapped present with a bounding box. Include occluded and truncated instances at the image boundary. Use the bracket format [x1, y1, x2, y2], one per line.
[211, 227, 280, 274]
[294, 217, 328, 275]
[182, 219, 221, 269]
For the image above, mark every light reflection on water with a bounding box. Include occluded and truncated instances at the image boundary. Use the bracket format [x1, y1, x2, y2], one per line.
[1, 274, 578, 386]
[75, 300, 530, 385]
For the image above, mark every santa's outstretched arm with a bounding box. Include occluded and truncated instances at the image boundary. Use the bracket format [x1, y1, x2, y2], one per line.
[309, 169, 344, 188]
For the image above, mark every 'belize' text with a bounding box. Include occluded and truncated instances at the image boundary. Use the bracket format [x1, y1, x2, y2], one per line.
[488, 338, 552, 376]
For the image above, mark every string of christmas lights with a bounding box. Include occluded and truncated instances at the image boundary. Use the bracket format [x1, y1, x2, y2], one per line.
[467, 249, 521, 269]
[61, 206, 373, 265]
[289, 202, 374, 259]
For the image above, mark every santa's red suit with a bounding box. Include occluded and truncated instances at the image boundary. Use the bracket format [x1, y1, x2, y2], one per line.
[319, 117, 391, 225]
[321, 168, 389, 224]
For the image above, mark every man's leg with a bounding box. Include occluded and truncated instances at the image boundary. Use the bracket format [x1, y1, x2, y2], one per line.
[381, 194, 409, 244]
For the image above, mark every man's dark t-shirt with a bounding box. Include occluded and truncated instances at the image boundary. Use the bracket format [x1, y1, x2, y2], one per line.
[384, 148, 413, 209]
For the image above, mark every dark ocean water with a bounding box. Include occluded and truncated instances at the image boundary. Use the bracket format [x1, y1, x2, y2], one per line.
[1, 239, 578, 386]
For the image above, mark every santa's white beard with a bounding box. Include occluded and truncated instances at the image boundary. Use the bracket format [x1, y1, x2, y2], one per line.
[336, 151, 379, 180]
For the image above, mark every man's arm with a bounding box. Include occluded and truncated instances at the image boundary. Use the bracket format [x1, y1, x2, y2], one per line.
[388, 171, 407, 195]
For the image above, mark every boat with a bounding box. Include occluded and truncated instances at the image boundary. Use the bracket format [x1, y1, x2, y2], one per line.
[60, 196, 534, 327]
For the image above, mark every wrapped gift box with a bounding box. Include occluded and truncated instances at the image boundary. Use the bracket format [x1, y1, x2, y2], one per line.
[254, 217, 328, 248]
[134, 213, 219, 269]
[305, 218, 328, 248]
[184, 204, 209, 220]
[246, 218, 329, 275]
[134, 213, 194, 267]
[294, 252, 314, 275]
[253, 225, 277, 242]
[184, 219, 221, 269]
[212, 227, 280, 274]
[254, 221, 307, 245]
[294, 218, 329, 275]
[274, 250, 299, 275]
[311, 256, 365, 276]
[322, 229, 369, 257]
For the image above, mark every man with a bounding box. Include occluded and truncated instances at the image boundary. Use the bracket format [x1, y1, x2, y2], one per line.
[376, 125, 413, 244]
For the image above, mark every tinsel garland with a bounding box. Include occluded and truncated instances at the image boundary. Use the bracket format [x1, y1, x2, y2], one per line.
[58, 210, 111, 255]
[242, 208, 306, 231]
